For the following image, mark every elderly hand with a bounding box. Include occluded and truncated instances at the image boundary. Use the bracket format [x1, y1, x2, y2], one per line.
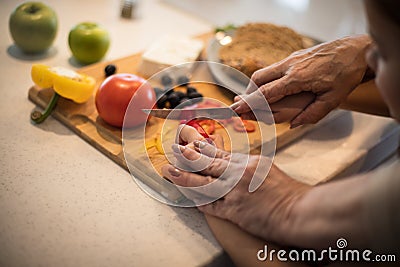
[232, 35, 373, 127]
[161, 140, 310, 244]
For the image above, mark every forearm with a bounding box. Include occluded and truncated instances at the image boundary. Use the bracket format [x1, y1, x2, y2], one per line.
[286, 174, 370, 249]
[340, 80, 391, 117]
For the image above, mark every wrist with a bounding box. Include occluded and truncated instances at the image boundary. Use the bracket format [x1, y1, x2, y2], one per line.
[284, 176, 369, 249]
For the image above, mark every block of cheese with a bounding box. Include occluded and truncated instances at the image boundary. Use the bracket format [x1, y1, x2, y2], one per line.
[138, 36, 204, 78]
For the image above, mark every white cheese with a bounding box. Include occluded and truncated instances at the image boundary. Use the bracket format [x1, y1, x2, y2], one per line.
[138, 36, 204, 78]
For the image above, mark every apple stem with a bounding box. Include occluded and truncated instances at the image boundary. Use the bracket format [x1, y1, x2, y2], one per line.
[28, 6, 40, 14]
[31, 92, 60, 124]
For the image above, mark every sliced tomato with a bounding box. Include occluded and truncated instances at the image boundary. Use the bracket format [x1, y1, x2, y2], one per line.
[184, 119, 210, 139]
[233, 118, 256, 133]
[198, 120, 216, 135]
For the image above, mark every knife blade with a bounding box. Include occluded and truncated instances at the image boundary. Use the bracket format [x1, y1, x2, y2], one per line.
[142, 107, 239, 120]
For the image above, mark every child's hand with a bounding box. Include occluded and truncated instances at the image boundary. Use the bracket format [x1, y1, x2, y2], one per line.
[175, 124, 224, 150]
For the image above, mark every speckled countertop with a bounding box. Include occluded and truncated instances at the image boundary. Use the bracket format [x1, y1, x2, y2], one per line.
[1, 1, 396, 267]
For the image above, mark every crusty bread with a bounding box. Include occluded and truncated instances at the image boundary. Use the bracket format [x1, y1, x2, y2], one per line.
[219, 23, 304, 77]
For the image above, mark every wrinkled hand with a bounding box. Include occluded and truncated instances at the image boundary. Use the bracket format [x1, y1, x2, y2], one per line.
[233, 91, 316, 126]
[161, 141, 310, 243]
[232, 35, 373, 127]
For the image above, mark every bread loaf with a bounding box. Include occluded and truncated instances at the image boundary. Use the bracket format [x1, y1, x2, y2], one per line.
[219, 23, 304, 77]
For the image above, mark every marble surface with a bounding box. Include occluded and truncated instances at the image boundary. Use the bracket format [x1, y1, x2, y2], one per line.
[0, 1, 396, 267]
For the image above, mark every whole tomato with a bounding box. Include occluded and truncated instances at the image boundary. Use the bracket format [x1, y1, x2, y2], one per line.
[95, 73, 156, 128]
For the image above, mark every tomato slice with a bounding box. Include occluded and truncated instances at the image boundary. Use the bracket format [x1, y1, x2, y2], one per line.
[184, 119, 210, 139]
[198, 120, 215, 135]
[233, 118, 256, 132]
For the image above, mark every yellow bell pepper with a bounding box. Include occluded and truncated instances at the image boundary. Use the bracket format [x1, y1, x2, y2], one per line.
[30, 64, 96, 123]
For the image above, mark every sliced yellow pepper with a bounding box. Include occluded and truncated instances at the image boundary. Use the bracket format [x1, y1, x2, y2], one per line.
[30, 64, 96, 123]
[155, 133, 165, 155]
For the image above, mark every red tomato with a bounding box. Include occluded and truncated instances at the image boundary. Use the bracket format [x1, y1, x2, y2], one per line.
[184, 120, 210, 139]
[233, 118, 256, 132]
[95, 73, 156, 128]
[198, 120, 216, 135]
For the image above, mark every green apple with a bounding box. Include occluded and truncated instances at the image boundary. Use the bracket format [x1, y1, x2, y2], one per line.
[68, 22, 110, 65]
[9, 2, 58, 54]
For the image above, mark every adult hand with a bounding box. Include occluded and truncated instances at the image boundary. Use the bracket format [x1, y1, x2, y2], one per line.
[161, 141, 310, 244]
[232, 35, 373, 127]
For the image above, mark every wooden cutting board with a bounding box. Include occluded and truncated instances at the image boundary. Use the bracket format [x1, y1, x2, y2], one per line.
[28, 33, 316, 203]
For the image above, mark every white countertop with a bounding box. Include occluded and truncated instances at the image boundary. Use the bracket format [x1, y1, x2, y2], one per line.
[1, 1, 395, 267]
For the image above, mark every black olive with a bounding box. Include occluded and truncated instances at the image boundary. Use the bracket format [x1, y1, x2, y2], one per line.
[187, 92, 203, 103]
[186, 86, 197, 95]
[165, 88, 175, 95]
[153, 87, 165, 98]
[175, 91, 185, 100]
[167, 92, 180, 108]
[156, 95, 168, 109]
[177, 76, 190, 86]
[187, 92, 203, 99]
[179, 97, 194, 107]
[104, 64, 116, 77]
[161, 74, 173, 87]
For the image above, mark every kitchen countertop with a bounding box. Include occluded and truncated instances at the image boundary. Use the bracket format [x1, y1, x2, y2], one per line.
[0, 1, 396, 267]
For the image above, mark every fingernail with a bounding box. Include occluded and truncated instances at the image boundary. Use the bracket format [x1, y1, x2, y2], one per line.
[172, 144, 186, 153]
[229, 102, 240, 110]
[168, 166, 181, 178]
[290, 122, 301, 129]
[194, 140, 206, 148]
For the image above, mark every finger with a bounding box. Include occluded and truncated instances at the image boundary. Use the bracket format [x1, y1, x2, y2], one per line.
[193, 140, 230, 159]
[161, 164, 214, 187]
[231, 88, 273, 114]
[270, 92, 315, 123]
[233, 95, 242, 103]
[245, 61, 288, 94]
[176, 124, 205, 145]
[257, 75, 296, 103]
[172, 144, 228, 177]
[239, 110, 275, 124]
[208, 134, 225, 150]
[162, 164, 235, 205]
[172, 144, 212, 172]
[290, 98, 337, 127]
[240, 112, 256, 121]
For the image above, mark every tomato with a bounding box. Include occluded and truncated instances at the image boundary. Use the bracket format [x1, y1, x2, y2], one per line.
[95, 73, 156, 128]
[183, 120, 210, 139]
[233, 118, 256, 132]
[198, 120, 215, 135]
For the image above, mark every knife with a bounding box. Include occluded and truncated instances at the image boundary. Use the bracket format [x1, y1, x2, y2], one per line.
[142, 107, 239, 120]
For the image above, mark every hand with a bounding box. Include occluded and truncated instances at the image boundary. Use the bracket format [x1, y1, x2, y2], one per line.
[233, 92, 315, 125]
[232, 35, 373, 127]
[161, 141, 310, 244]
[175, 123, 224, 150]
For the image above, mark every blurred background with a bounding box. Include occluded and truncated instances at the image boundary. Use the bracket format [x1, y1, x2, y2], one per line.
[165, 0, 367, 41]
